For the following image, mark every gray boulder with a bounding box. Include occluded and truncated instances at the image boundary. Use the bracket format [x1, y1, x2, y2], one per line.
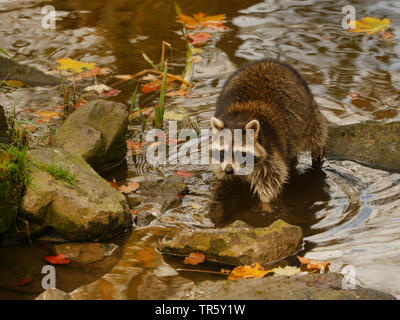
[51, 99, 128, 170]
[160, 219, 303, 265]
[21, 147, 131, 241]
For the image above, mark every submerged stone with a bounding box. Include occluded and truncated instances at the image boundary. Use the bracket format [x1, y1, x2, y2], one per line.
[160, 219, 303, 265]
[326, 121, 400, 172]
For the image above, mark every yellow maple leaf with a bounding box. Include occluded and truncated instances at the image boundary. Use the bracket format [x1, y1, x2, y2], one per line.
[348, 17, 391, 35]
[228, 262, 273, 280]
[56, 58, 96, 74]
[177, 13, 227, 30]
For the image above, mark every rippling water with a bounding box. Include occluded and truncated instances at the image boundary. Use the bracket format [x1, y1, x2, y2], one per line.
[1, 0, 400, 299]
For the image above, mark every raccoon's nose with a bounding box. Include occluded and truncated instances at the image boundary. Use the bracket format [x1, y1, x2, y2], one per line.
[224, 166, 234, 174]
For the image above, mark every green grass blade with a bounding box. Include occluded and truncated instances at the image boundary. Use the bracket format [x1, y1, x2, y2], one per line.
[0, 47, 12, 59]
[142, 52, 156, 69]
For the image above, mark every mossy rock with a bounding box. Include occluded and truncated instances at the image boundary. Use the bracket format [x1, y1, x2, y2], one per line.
[160, 219, 303, 265]
[0, 147, 30, 234]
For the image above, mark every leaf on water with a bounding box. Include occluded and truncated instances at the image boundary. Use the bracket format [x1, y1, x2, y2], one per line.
[166, 89, 190, 97]
[101, 88, 121, 97]
[4, 80, 25, 87]
[109, 178, 119, 190]
[19, 278, 33, 286]
[173, 170, 193, 178]
[56, 58, 96, 74]
[126, 140, 144, 154]
[67, 66, 111, 81]
[45, 254, 71, 265]
[177, 13, 228, 31]
[188, 32, 212, 46]
[228, 262, 273, 280]
[297, 256, 330, 273]
[272, 266, 301, 276]
[348, 17, 391, 35]
[114, 74, 134, 81]
[34, 110, 63, 124]
[84, 84, 120, 97]
[380, 31, 393, 40]
[184, 252, 205, 265]
[129, 106, 154, 120]
[163, 110, 186, 121]
[117, 181, 140, 194]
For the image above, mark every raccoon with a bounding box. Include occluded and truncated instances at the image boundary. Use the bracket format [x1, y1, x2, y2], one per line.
[210, 59, 328, 208]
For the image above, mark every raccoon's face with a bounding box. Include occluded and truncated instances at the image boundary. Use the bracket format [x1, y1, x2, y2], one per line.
[209, 117, 267, 176]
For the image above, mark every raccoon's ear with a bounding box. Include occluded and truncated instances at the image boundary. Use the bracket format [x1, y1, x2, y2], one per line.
[244, 119, 260, 136]
[211, 117, 224, 132]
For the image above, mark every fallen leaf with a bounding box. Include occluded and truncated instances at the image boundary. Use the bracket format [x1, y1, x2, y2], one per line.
[84, 84, 112, 95]
[173, 170, 193, 178]
[192, 55, 202, 63]
[348, 91, 359, 99]
[114, 74, 134, 81]
[273, 266, 301, 276]
[73, 101, 86, 110]
[109, 178, 119, 189]
[126, 140, 144, 154]
[129, 106, 154, 120]
[166, 89, 190, 97]
[67, 66, 111, 81]
[101, 88, 121, 97]
[35, 111, 63, 119]
[380, 31, 393, 40]
[184, 252, 205, 265]
[45, 254, 71, 265]
[188, 32, 212, 46]
[348, 17, 391, 35]
[130, 210, 138, 215]
[56, 58, 96, 74]
[177, 13, 228, 31]
[117, 181, 140, 194]
[164, 110, 186, 121]
[19, 278, 33, 286]
[4, 80, 25, 87]
[297, 256, 330, 273]
[228, 262, 273, 280]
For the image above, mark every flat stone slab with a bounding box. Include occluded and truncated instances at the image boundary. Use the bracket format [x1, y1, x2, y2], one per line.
[160, 219, 303, 265]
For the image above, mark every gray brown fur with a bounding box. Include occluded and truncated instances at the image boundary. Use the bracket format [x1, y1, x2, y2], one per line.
[211, 59, 328, 204]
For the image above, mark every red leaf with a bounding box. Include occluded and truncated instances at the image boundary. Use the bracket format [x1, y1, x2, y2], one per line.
[130, 210, 138, 215]
[176, 194, 185, 199]
[74, 101, 86, 110]
[173, 170, 193, 179]
[188, 32, 212, 46]
[101, 88, 121, 97]
[19, 278, 33, 286]
[45, 254, 71, 265]
[141, 81, 161, 93]
[109, 178, 119, 189]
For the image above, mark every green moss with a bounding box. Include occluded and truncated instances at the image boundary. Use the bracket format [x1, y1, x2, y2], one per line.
[0, 145, 31, 233]
[33, 161, 76, 186]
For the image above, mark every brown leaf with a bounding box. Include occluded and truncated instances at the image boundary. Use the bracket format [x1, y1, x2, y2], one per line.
[188, 32, 212, 46]
[228, 262, 273, 280]
[117, 181, 140, 194]
[184, 252, 205, 265]
[297, 256, 330, 273]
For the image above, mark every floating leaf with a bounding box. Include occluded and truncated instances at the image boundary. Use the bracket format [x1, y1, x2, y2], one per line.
[173, 170, 193, 178]
[166, 89, 190, 97]
[19, 278, 33, 286]
[164, 110, 186, 121]
[4, 80, 25, 87]
[56, 58, 95, 74]
[188, 32, 212, 46]
[101, 88, 121, 97]
[67, 66, 110, 81]
[117, 181, 140, 194]
[380, 31, 393, 40]
[228, 262, 273, 280]
[297, 256, 330, 273]
[348, 91, 359, 99]
[126, 140, 144, 154]
[177, 13, 228, 31]
[348, 17, 391, 35]
[45, 254, 71, 265]
[184, 252, 205, 265]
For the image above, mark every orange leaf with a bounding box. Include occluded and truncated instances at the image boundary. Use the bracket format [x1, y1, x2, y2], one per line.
[19, 278, 33, 286]
[177, 13, 227, 31]
[166, 89, 190, 97]
[297, 256, 330, 273]
[117, 181, 140, 194]
[73, 101, 86, 110]
[173, 170, 193, 178]
[109, 178, 119, 189]
[45, 254, 71, 265]
[188, 32, 212, 46]
[228, 262, 273, 280]
[126, 140, 144, 154]
[184, 252, 205, 265]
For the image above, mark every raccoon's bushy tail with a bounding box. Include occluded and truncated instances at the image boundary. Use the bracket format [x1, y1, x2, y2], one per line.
[310, 102, 328, 167]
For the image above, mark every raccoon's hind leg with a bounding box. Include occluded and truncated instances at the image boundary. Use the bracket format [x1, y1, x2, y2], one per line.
[310, 106, 328, 169]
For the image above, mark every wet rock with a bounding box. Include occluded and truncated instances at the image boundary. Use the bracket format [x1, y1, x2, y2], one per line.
[190, 273, 395, 300]
[51, 99, 128, 170]
[35, 288, 72, 300]
[54, 243, 119, 264]
[326, 121, 400, 172]
[160, 219, 303, 265]
[0, 56, 59, 87]
[0, 147, 30, 235]
[0, 105, 10, 145]
[21, 147, 131, 241]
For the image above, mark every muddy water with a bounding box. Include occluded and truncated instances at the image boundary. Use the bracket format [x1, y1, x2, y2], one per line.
[1, 0, 400, 299]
